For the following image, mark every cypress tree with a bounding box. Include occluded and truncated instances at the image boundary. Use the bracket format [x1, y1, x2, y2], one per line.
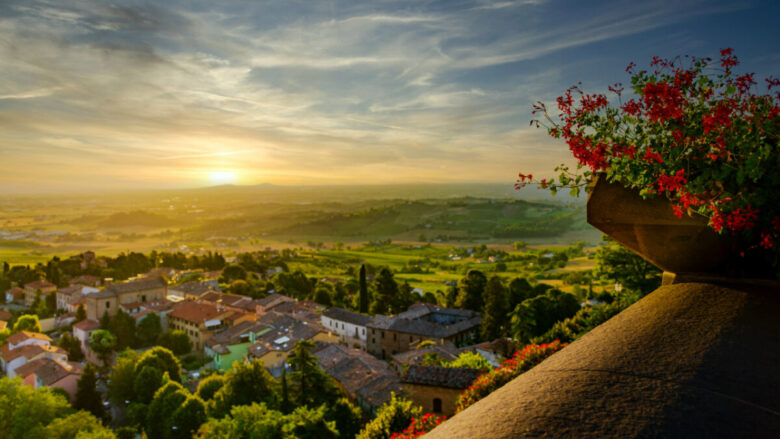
[359, 264, 368, 314]
[75, 363, 108, 422]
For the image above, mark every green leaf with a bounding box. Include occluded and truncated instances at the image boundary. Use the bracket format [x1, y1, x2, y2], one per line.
[569, 187, 580, 197]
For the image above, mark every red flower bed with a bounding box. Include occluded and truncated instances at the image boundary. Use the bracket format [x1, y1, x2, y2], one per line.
[454, 341, 565, 414]
[390, 413, 447, 439]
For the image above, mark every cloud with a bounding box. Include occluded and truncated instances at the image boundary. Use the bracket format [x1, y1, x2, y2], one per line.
[0, 0, 772, 192]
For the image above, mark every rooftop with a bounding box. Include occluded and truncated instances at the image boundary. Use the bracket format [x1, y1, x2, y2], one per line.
[24, 279, 56, 290]
[402, 365, 481, 389]
[7, 331, 52, 345]
[91, 276, 167, 299]
[169, 301, 226, 325]
[15, 357, 83, 385]
[323, 307, 373, 326]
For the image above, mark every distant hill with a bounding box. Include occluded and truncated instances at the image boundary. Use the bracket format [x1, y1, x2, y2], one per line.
[195, 197, 594, 242]
[99, 211, 175, 229]
[182, 182, 575, 204]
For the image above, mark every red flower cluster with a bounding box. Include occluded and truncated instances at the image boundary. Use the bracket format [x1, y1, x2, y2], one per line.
[454, 341, 565, 413]
[390, 413, 447, 439]
[643, 82, 685, 123]
[523, 48, 780, 256]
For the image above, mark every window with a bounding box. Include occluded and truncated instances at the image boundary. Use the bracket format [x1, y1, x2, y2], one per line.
[105, 301, 110, 309]
[141, 295, 147, 302]
[393, 333, 397, 341]
[433, 398, 442, 413]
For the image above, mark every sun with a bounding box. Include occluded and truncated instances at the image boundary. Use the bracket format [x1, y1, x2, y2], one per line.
[208, 171, 238, 185]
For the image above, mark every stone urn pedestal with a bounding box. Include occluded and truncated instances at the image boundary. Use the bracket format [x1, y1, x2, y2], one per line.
[586, 176, 732, 276]
[425, 178, 780, 438]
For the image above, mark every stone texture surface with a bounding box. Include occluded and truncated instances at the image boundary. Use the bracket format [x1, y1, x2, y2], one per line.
[424, 282, 780, 438]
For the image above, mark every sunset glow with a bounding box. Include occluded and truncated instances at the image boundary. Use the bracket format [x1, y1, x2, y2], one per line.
[0, 1, 776, 194]
[208, 171, 238, 186]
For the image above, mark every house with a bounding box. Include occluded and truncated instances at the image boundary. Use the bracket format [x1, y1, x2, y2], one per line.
[167, 280, 219, 300]
[56, 284, 100, 311]
[120, 298, 176, 331]
[197, 291, 257, 312]
[23, 279, 57, 306]
[85, 276, 167, 320]
[68, 275, 102, 287]
[401, 365, 481, 416]
[1, 331, 67, 377]
[72, 319, 101, 349]
[314, 343, 402, 414]
[247, 314, 336, 373]
[391, 342, 460, 370]
[366, 304, 481, 359]
[0, 309, 13, 329]
[168, 301, 236, 351]
[255, 293, 296, 315]
[5, 286, 25, 303]
[206, 320, 272, 371]
[321, 307, 372, 351]
[15, 357, 83, 402]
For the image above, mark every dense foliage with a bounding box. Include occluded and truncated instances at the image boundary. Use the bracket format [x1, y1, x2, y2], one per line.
[0, 377, 115, 439]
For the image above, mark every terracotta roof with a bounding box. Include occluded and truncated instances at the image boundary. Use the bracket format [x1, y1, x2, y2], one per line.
[401, 365, 481, 389]
[356, 374, 403, 409]
[7, 331, 52, 345]
[392, 343, 460, 366]
[256, 293, 295, 309]
[72, 319, 101, 331]
[24, 280, 56, 290]
[91, 277, 166, 299]
[68, 275, 102, 286]
[5, 287, 24, 297]
[367, 304, 481, 338]
[207, 321, 270, 347]
[323, 308, 373, 326]
[0, 309, 13, 321]
[1, 343, 66, 363]
[171, 281, 217, 297]
[169, 301, 226, 325]
[15, 357, 82, 385]
[314, 343, 401, 409]
[198, 291, 254, 310]
[248, 319, 321, 357]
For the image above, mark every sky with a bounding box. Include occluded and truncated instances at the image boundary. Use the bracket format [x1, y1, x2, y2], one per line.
[0, 0, 777, 193]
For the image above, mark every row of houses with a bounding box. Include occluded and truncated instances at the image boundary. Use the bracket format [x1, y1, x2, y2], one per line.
[322, 303, 482, 359]
[0, 331, 82, 401]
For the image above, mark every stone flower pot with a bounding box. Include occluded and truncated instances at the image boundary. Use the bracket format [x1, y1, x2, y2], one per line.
[586, 175, 733, 275]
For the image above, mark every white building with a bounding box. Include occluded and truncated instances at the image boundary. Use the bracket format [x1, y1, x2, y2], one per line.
[321, 308, 373, 351]
[0, 331, 67, 377]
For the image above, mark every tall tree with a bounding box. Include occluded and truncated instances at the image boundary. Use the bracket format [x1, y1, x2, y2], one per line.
[370, 268, 398, 315]
[58, 333, 84, 362]
[75, 363, 108, 422]
[210, 360, 278, 418]
[136, 313, 162, 347]
[508, 277, 535, 311]
[480, 276, 509, 341]
[455, 270, 487, 311]
[288, 340, 342, 407]
[594, 237, 662, 295]
[359, 264, 368, 313]
[90, 329, 117, 369]
[109, 309, 137, 350]
[74, 304, 87, 323]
